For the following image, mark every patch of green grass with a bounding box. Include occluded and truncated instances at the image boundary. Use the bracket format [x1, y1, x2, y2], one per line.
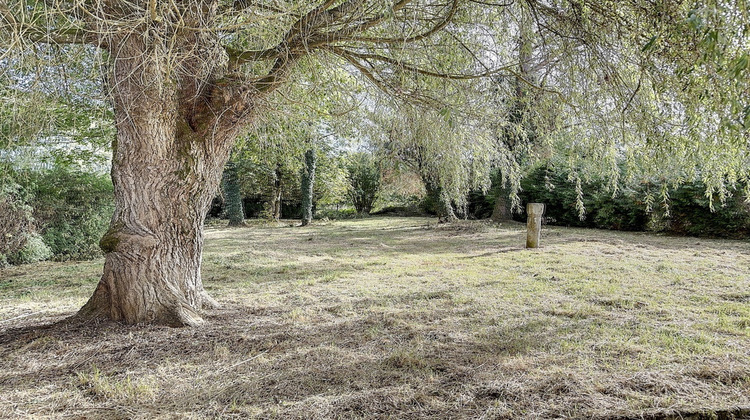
[76, 365, 159, 404]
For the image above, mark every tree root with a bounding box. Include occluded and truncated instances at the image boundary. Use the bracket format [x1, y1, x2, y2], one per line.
[76, 279, 211, 327]
[200, 290, 221, 310]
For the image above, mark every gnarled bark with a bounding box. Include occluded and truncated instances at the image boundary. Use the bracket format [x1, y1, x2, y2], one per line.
[78, 29, 247, 326]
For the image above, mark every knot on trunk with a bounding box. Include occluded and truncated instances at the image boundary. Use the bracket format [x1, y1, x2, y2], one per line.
[99, 224, 159, 254]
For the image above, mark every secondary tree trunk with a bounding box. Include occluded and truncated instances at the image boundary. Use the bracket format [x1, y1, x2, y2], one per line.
[425, 181, 457, 223]
[491, 174, 513, 222]
[300, 149, 316, 226]
[270, 164, 283, 221]
[491, 194, 512, 222]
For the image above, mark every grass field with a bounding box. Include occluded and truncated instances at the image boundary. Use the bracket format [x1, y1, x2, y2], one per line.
[1, 217, 749, 419]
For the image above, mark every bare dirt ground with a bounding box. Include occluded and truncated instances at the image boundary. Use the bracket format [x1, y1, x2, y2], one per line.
[1, 217, 749, 419]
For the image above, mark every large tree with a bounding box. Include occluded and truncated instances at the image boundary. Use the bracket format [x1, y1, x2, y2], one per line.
[1, 1, 747, 326]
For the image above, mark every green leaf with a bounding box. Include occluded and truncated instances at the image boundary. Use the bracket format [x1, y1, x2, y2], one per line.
[641, 36, 659, 53]
[731, 54, 749, 78]
[686, 10, 703, 31]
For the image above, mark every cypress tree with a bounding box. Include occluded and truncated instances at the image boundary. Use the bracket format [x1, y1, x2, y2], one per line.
[223, 161, 245, 227]
[300, 149, 316, 226]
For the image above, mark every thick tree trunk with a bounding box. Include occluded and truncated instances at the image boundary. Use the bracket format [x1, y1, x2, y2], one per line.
[491, 176, 513, 222]
[79, 119, 228, 326]
[79, 127, 226, 326]
[77, 33, 238, 327]
[300, 149, 316, 226]
[491, 194, 511, 222]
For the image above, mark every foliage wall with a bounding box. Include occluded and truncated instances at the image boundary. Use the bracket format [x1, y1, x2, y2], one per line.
[502, 166, 750, 239]
[0, 167, 113, 265]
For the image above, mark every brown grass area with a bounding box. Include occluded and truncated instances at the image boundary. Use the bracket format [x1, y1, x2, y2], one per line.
[1, 217, 749, 419]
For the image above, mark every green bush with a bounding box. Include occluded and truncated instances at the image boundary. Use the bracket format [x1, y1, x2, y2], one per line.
[6, 232, 52, 265]
[346, 152, 380, 214]
[371, 203, 424, 216]
[513, 166, 649, 231]
[515, 166, 596, 228]
[0, 181, 42, 265]
[589, 188, 649, 232]
[510, 166, 749, 238]
[465, 188, 496, 220]
[316, 208, 359, 220]
[27, 168, 114, 260]
[419, 186, 440, 216]
[650, 183, 750, 239]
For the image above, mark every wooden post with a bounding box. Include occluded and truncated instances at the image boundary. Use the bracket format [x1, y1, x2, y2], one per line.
[526, 203, 545, 248]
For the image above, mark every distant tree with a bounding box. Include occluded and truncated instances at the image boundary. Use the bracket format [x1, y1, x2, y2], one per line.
[491, 7, 541, 222]
[371, 105, 494, 222]
[300, 149, 316, 226]
[347, 152, 381, 215]
[269, 163, 284, 221]
[222, 161, 245, 227]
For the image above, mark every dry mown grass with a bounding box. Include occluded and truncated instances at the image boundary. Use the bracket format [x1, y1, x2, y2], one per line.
[1, 217, 749, 419]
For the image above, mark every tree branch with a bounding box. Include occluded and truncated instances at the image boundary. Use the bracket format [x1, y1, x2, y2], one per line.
[0, 3, 93, 46]
[334, 0, 459, 45]
[331, 47, 514, 80]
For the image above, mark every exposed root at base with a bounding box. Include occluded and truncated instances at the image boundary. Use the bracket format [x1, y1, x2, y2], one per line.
[75, 282, 209, 328]
[200, 291, 221, 310]
[171, 305, 205, 327]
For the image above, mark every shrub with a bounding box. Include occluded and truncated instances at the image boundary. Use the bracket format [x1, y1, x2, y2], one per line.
[371, 203, 424, 217]
[515, 166, 595, 228]
[512, 166, 749, 238]
[419, 186, 440, 216]
[27, 168, 114, 260]
[465, 188, 495, 220]
[0, 182, 42, 265]
[589, 188, 649, 231]
[7, 232, 52, 264]
[650, 183, 750, 239]
[346, 152, 380, 214]
[316, 207, 358, 220]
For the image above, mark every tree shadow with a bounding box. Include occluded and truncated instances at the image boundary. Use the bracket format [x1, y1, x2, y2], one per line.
[0, 313, 120, 347]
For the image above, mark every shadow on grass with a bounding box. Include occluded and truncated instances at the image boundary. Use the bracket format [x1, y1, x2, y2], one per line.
[0, 302, 567, 417]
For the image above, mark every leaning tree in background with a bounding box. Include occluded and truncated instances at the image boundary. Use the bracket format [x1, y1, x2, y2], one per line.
[1, 0, 747, 326]
[371, 104, 491, 222]
[223, 67, 351, 225]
